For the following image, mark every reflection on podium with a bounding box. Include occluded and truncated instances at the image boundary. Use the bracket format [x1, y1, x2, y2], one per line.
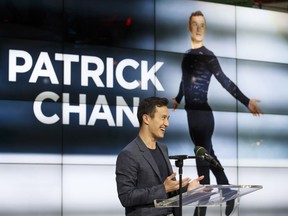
[154, 185, 263, 216]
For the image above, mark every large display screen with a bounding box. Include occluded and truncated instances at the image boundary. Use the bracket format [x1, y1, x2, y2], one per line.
[0, 0, 288, 215]
[0, 0, 287, 162]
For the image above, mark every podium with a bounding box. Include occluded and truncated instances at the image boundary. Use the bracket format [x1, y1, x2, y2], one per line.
[154, 185, 263, 215]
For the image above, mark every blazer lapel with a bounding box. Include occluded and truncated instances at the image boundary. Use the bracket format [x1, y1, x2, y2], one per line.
[136, 137, 162, 182]
[158, 144, 174, 175]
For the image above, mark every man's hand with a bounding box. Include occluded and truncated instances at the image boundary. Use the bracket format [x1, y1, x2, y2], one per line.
[187, 175, 205, 191]
[248, 99, 263, 116]
[164, 173, 191, 193]
[171, 98, 179, 112]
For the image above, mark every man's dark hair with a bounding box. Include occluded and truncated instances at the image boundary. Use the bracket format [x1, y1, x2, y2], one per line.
[189, 10, 206, 28]
[137, 96, 169, 126]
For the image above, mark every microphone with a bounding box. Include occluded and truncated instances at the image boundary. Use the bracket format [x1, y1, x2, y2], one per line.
[194, 146, 224, 171]
[169, 155, 189, 160]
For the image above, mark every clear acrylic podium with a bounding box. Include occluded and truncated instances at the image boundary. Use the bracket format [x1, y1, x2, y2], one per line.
[154, 185, 263, 215]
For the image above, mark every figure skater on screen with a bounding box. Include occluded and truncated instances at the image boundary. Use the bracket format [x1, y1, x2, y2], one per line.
[172, 11, 262, 216]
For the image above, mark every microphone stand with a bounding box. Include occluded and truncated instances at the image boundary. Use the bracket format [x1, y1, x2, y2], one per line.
[169, 155, 196, 216]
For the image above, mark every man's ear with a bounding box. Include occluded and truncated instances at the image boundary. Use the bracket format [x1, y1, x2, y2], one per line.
[188, 24, 192, 33]
[142, 114, 150, 125]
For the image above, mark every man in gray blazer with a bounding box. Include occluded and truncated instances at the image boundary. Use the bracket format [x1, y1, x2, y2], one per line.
[116, 96, 204, 216]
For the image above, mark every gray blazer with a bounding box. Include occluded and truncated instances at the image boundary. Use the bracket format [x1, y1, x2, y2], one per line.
[116, 136, 179, 216]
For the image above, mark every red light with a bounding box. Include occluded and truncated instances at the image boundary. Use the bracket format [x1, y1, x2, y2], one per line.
[125, 17, 132, 26]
